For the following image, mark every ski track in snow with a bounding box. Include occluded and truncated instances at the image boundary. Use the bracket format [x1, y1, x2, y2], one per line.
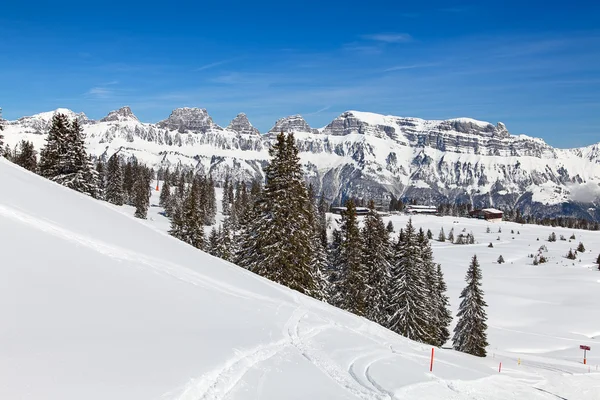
[0, 203, 280, 306]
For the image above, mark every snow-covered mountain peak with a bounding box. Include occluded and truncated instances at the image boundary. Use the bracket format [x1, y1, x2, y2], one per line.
[226, 113, 260, 136]
[157, 107, 221, 132]
[268, 114, 317, 135]
[100, 106, 139, 123]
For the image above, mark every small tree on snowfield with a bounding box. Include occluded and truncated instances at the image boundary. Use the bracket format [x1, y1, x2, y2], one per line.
[497, 255, 505, 264]
[566, 249, 576, 260]
[453, 255, 488, 357]
[577, 242, 585, 253]
[447, 228, 454, 243]
[426, 229, 433, 240]
[438, 227, 446, 242]
[386, 220, 394, 233]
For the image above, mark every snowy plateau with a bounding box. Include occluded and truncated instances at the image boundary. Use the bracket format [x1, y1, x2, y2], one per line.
[4, 107, 600, 220]
[1, 158, 600, 399]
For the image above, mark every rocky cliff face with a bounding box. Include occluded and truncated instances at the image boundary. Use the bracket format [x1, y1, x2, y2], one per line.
[3, 107, 600, 220]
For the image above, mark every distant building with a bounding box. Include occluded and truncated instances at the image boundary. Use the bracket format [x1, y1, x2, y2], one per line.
[469, 208, 504, 222]
[405, 205, 438, 215]
[331, 206, 370, 216]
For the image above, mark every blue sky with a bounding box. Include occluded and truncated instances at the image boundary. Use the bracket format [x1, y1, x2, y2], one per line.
[1, 1, 599, 147]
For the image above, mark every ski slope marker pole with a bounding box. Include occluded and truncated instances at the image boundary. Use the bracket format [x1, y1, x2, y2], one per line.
[498, 362, 502, 373]
[430, 348, 434, 372]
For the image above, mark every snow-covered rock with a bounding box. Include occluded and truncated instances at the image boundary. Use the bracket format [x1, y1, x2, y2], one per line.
[268, 115, 318, 135]
[100, 106, 139, 123]
[226, 113, 260, 136]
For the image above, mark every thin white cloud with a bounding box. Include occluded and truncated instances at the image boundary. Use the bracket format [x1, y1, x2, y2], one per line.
[304, 106, 331, 116]
[362, 33, 413, 43]
[383, 63, 438, 72]
[85, 87, 113, 99]
[195, 59, 234, 72]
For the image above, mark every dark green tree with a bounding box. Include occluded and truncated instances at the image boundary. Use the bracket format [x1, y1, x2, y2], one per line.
[387, 219, 430, 342]
[452, 255, 489, 357]
[14, 140, 37, 171]
[433, 264, 452, 347]
[105, 153, 124, 206]
[133, 167, 151, 219]
[337, 199, 367, 315]
[362, 200, 391, 323]
[236, 133, 316, 296]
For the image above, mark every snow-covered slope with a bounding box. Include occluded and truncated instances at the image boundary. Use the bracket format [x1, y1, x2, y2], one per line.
[3, 107, 600, 219]
[2, 159, 600, 399]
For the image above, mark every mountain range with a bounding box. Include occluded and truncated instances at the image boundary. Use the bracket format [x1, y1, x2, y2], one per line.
[3, 106, 600, 219]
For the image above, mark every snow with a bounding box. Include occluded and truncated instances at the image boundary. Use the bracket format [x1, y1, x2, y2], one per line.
[2, 159, 600, 399]
[481, 208, 503, 214]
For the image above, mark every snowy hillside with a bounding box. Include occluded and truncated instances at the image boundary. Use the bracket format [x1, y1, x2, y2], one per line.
[3, 107, 600, 220]
[2, 158, 599, 399]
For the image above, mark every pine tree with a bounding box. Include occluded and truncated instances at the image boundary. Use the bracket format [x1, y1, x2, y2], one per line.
[39, 113, 70, 179]
[208, 227, 220, 256]
[133, 167, 150, 219]
[438, 227, 446, 242]
[317, 192, 329, 248]
[386, 220, 394, 233]
[362, 200, 391, 323]
[577, 242, 585, 253]
[56, 119, 98, 196]
[447, 228, 455, 242]
[105, 154, 125, 205]
[170, 178, 205, 249]
[497, 255, 505, 264]
[14, 140, 37, 171]
[0, 117, 4, 156]
[337, 199, 367, 315]
[426, 229, 433, 240]
[236, 132, 316, 296]
[566, 248, 576, 260]
[387, 219, 431, 342]
[159, 170, 172, 214]
[222, 176, 231, 216]
[95, 159, 106, 199]
[417, 228, 439, 345]
[306, 184, 329, 301]
[453, 255, 489, 357]
[327, 228, 344, 307]
[433, 264, 452, 347]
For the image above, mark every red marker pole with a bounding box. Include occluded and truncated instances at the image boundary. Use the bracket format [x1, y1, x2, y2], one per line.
[498, 362, 502, 373]
[430, 348, 435, 372]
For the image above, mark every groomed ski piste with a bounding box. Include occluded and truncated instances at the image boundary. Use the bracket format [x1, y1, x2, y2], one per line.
[1, 157, 599, 399]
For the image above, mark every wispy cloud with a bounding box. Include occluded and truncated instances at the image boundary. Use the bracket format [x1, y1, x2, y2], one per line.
[304, 106, 331, 116]
[361, 33, 413, 43]
[194, 58, 235, 72]
[85, 87, 113, 99]
[383, 63, 439, 72]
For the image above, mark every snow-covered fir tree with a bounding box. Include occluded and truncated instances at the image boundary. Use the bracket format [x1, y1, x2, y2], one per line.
[221, 176, 231, 216]
[133, 167, 151, 219]
[95, 159, 106, 200]
[438, 227, 446, 242]
[105, 154, 124, 206]
[453, 255, 489, 357]
[236, 132, 317, 297]
[14, 140, 37, 172]
[387, 219, 431, 343]
[159, 169, 172, 216]
[305, 184, 329, 301]
[39, 113, 70, 179]
[39, 115, 97, 197]
[362, 199, 391, 324]
[336, 199, 367, 315]
[433, 264, 452, 347]
[417, 228, 440, 345]
[169, 177, 205, 249]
